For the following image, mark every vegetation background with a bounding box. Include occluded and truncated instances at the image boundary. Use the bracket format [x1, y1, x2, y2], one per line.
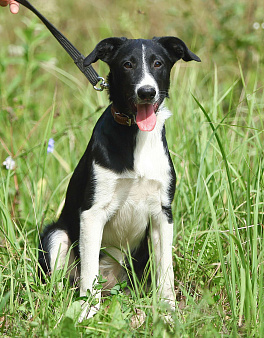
[0, 0, 264, 336]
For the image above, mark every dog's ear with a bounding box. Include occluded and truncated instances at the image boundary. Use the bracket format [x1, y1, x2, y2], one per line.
[84, 37, 127, 66]
[153, 36, 201, 63]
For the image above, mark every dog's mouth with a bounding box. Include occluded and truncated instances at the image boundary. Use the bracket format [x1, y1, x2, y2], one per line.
[135, 102, 159, 132]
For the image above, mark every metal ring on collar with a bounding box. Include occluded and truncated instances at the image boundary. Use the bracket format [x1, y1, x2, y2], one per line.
[93, 77, 109, 91]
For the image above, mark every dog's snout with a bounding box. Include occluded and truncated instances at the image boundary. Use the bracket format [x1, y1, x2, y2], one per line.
[137, 86, 156, 101]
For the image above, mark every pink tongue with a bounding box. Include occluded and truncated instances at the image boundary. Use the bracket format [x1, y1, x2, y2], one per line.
[136, 104, 157, 131]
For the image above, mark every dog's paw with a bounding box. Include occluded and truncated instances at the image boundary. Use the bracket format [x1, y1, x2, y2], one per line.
[78, 301, 100, 322]
[160, 298, 176, 328]
[163, 297, 176, 312]
[158, 288, 176, 312]
[163, 312, 175, 327]
[130, 308, 146, 329]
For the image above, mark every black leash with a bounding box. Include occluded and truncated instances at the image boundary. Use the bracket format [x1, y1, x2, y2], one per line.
[16, 0, 108, 91]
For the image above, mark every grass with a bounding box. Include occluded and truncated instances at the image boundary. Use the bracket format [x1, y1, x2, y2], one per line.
[1, 0, 264, 336]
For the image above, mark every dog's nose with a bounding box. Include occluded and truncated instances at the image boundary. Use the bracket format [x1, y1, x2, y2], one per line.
[137, 86, 156, 101]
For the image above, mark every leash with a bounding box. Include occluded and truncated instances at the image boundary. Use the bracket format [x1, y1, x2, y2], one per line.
[15, 0, 108, 91]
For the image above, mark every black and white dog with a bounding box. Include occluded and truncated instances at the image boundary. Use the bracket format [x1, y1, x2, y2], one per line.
[38, 36, 200, 321]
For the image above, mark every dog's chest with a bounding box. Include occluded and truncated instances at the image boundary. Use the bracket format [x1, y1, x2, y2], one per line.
[133, 127, 169, 181]
[93, 127, 171, 250]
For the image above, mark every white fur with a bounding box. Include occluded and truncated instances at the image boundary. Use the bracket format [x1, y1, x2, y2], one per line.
[152, 217, 175, 306]
[48, 229, 77, 280]
[79, 208, 105, 321]
[134, 105, 172, 206]
[135, 44, 159, 102]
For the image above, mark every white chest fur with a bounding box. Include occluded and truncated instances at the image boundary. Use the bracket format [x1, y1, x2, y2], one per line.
[133, 107, 171, 191]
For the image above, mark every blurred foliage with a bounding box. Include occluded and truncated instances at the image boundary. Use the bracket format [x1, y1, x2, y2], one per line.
[0, 0, 263, 119]
[1, 0, 263, 67]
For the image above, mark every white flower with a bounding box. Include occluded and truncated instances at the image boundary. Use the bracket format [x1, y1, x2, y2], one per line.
[253, 22, 260, 30]
[3, 156, 16, 170]
[8, 45, 25, 57]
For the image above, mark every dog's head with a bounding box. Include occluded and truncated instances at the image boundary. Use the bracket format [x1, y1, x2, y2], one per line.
[84, 37, 200, 131]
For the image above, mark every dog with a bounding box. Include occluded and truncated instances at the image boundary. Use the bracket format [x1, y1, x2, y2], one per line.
[38, 36, 200, 321]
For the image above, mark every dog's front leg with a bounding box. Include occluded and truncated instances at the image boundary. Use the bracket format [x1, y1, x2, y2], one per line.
[78, 208, 106, 322]
[152, 210, 175, 309]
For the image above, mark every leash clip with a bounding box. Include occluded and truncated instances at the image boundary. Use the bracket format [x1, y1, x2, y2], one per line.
[93, 77, 109, 91]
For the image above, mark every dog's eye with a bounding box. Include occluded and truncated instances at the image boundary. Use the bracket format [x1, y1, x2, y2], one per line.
[154, 61, 162, 68]
[124, 61, 133, 69]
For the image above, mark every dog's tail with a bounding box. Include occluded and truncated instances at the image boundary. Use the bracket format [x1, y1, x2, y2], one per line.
[38, 223, 56, 281]
[38, 221, 79, 283]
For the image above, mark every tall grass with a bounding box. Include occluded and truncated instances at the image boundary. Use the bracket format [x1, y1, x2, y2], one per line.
[1, 0, 264, 336]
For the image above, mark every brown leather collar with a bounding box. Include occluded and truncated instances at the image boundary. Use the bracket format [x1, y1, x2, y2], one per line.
[111, 105, 136, 127]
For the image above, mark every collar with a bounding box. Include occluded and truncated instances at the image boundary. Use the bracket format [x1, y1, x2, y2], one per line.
[111, 105, 136, 127]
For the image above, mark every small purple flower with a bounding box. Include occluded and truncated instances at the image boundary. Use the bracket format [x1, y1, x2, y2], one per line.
[3, 156, 16, 170]
[47, 138, 55, 154]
